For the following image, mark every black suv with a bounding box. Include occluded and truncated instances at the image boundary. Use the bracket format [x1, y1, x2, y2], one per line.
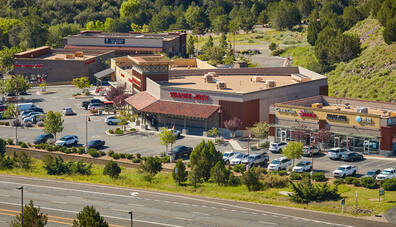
[341, 152, 363, 162]
[82, 101, 90, 110]
[169, 145, 193, 159]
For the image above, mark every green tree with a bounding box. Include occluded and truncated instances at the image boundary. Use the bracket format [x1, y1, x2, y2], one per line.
[210, 161, 229, 185]
[159, 128, 176, 154]
[18, 13, 48, 49]
[14, 151, 31, 169]
[73, 206, 108, 227]
[103, 160, 121, 178]
[149, 6, 175, 32]
[297, 0, 314, 18]
[270, 1, 301, 30]
[307, 19, 321, 46]
[43, 111, 64, 141]
[241, 167, 261, 191]
[189, 140, 222, 181]
[282, 141, 304, 167]
[3, 104, 19, 143]
[0, 46, 22, 72]
[213, 15, 229, 34]
[186, 35, 195, 57]
[207, 127, 219, 137]
[4, 75, 31, 94]
[72, 77, 90, 93]
[140, 156, 162, 176]
[0, 138, 5, 157]
[172, 159, 187, 185]
[120, 0, 140, 18]
[188, 166, 203, 188]
[10, 200, 48, 227]
[184, 5, 207, 30]
[47, 23, 82, 47]
[342, 6, 363, 30]
[269, 42, 278, 51]
[257, 10, 268, 25]
[43, 155, 71, 175]
[383, 17, 396, 45]
[249, 121, 269, 142]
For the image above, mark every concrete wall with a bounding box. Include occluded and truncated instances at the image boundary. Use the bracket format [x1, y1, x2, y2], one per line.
[67, 37, 163, 48]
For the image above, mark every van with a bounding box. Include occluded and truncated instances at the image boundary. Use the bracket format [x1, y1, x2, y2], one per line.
[17, 103, 37, 112]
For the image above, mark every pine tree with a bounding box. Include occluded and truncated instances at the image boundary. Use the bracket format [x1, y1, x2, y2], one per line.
[10, 200, 48, 227]
[173, 159, 187, 185]
[73, 206, 108, 227]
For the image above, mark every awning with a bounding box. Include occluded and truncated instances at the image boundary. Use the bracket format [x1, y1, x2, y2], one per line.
[65, 45, 163, 52]
[94, 68, 114, 79]
[125, 92, 157, 110]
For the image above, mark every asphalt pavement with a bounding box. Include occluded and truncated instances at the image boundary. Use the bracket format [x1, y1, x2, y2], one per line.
[0, 174, 393, 227]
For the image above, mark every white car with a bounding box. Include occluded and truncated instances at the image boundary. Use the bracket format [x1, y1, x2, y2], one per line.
[302, 145, 320, 157]
[333, 165, 358, 178]
[223, 151, 239, 164]
[267, 157, 292, 171]
[269, 142, 287, 153]
[229, 153, 248, 165]
[105, 116, 121, 125]
[62, 107, 74, 115]
[328, 147, 349, 160]
[55, 135, 78, 146]
[376, 168, 396, 181]
[293, 161, 312, 173]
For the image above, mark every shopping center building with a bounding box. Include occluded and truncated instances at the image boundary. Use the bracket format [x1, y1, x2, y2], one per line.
[269, 96, 396, 156]
[115, 56, 328, 135]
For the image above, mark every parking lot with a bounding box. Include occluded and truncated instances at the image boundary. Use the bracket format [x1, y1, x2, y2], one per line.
[0, 86, 229, 156]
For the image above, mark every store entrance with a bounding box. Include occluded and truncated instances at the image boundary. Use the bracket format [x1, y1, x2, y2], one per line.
[334, 137, 340, 147]
[363, 140, 371, 154]
[281, 130, 287, 142]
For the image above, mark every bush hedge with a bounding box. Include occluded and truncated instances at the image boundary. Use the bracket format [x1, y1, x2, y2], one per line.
[290, 172, 302, 181]
[312, 172, 326, 182]
[361, 177, 379, 189]
[382, 178, 396, 191]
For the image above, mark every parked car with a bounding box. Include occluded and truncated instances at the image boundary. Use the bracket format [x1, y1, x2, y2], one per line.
[333, 165, 357, 178]
[376, 168, 396, 181]
[169, 145, 193, 159]
[241, 153, 269, 167]
[363, 169, 381, 179]
[267, 157, 292, 171]
[0, 105, 7, 112]
[90, 99, 104, 104]
[88, 103, 104, 110]
[33, 134, 54, 144]
[293, 161, 312, 172]
[87, 140, 105, 149]
[20, 107, 44, 116]
[229, 153, 249, 165]
[22, 112, 42, 120]
[104, 116, 121, 125]
[341, 152, 363, 162]
[23, 114, 43, 123]
[55, 135, 78, 146]
[328, 147, 349, 160]
[269, 142, 287, 153]
[170, 129, 181, 138]
[62, 107, 74, 116]
[223, 151, 239, 164]
[17, 103, 37, 112]
[302, 145, 320, 157]
[82, 101, 90, 110]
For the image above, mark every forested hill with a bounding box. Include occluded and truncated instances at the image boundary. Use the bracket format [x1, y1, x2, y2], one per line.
[328, 17, 396, 102]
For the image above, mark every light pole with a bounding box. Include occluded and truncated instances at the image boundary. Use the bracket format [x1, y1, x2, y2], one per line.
[17, 186, 23, 227]
[128, 211, 133, 227]
[85, 113, 89, 153]
[15, 78, 19, 144]
[247, 133, 251, 170]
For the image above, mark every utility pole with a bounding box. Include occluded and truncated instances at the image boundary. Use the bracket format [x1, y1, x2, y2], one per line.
[128, 211, 133, 227]
[17, 186, 23, 227]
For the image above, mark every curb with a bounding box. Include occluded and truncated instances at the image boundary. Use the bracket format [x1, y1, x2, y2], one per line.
[385, 206, 396, 225]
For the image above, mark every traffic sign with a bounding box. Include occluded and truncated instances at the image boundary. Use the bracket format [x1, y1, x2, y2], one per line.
[341, 199, 345, 205]
[379, 189, 385, 196]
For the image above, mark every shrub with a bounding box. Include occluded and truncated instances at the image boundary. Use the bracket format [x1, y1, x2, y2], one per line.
[130, 128, 136, 132]
[103, 160, 121, 178]
[269, 42, 278, 51]
[114, 128, 123, 135]
[59, 147, 67, 153]
[334, 178, 345, 186]
[360, 177, 379, 189]
[132, 158, 141, 163]
[262, 174, 289, 188]
[271, 48, 285, 56]
[5, 122, 10, 126]
[274, 170, 287, 176]
[24, 122, 33, 127]
[108, 150, 115, 157]
[112, 153, 121, 160]
[289, 178, 340, 203]
[99, 151, 105, 156]
[7, 139, 14, 145]
[233, 164, 246, 173]
[229, 174, 241, 186]
[173, 159, 187, 185]
[14, 151, 31, 169]
[136, 153, 141, 159]
[259, 141, 269, 148]
[352, 178, 361, 187]
[126, 154, 134, 160]
[210, 161, 229, 186]
[312, 172, 326, 182]
[37, 121, 44, 127]
[241, 167, 262, 191]
[20, 142, 28, 148]
[43, 155, 72, 175]
[26, 142, 32, 147]
[382, 179, 396, 191]
[72, 160, 92, 175]
[120, 153, 126, 159]
[78, 147, 85, 154]
[108, 129, 114, 134]
[160, 155, 170, 163]
[139, 156, 162, 176]
[345, 177, 356, 184]
[290, 172, 302, 181]
[88, 148, 99, 158]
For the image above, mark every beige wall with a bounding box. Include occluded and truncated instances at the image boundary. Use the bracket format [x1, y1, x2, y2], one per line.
[67, 37, 163, 47]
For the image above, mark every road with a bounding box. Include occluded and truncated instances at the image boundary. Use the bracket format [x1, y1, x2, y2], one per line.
[0, 175, 393, 227]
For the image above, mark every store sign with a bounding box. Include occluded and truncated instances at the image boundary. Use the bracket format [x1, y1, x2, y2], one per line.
[132, 77, 141, 87]
[299, 109, 317, 118]
[356, 116, 373, 124]
[327, 114, 347, 121]
[15, 64, 43, 68]
[85, 59, 96, 65]
[275, 107, 297, 115]
[170, 92, 209, 101]
[104, 38, 125, 44]
[388, 117, 396, 126]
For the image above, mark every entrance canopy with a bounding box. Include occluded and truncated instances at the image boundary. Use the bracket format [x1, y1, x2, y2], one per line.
[94, 68, 114, 79]
[125, 92, 219, 119]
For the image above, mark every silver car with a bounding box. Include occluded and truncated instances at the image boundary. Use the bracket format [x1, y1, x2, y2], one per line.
[229, 153, 248, 165]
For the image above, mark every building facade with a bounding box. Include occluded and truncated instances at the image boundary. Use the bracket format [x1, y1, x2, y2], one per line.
[270, 96, 396, 156]
[13, 46, 115, 84]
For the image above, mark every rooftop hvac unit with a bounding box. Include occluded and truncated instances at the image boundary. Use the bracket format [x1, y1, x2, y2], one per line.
[204, 74, 214, 83]
[345, 103, 351, 109]
[66, 54, 75, 59]
[251, 76, 263, 83]
[266, 80, 276, 88]
[357, 107, 368, 114]
[75, 51, 84, 57]
[216, 81, 227, 89]
[389, 112, 396, 117]
[208, 72, 217, 77]
[311, 103, 323, 108]
[291, 73, 311, 83]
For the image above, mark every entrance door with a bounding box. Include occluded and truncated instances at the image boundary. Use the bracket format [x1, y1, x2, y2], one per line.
[334, 137, 340, 147]
[363, 140, 371, 154]
[281, 130, 287, 142]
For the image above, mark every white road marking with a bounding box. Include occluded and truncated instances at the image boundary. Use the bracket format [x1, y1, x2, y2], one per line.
[0, 176, 354, 227]
[128, 203, 144, 207]
[0, 201, 182, 227]
[175, 217, 192, 221]
[258, 221, 278, 226]
[110, 208, 129, 212]
[192, 211, 210, 216]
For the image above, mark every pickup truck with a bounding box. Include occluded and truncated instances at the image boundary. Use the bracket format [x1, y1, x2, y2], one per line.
[328, 147, 349, 160]
[241, 153, 269, 168]
[333, 165, 358, 178]
[267, 157, 292, 171]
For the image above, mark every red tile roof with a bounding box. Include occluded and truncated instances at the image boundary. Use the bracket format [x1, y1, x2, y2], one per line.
[125, 92, 157, 110]
[141, 100, 219, 119]
[64, 45, 163, 52]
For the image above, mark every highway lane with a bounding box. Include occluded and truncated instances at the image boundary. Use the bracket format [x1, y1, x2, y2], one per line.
[0, 175, 393, 227]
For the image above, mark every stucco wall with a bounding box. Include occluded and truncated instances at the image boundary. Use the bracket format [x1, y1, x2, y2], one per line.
[67, 37, 163, 47]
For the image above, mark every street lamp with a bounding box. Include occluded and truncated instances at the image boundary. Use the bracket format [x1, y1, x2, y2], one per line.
[128, 211, 133, 227]
[218, 107, 223, 139]
[85, 113, 88, 153]
[17, 186, 23, 227]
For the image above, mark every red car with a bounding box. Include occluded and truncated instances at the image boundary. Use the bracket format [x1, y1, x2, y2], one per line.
[0, 105, 7, 112]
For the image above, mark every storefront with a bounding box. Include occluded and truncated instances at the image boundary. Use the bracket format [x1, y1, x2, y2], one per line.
[269, 96, 396, 156]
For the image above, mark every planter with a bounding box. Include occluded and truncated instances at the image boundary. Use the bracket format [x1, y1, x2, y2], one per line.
[105, 129, 137, 136]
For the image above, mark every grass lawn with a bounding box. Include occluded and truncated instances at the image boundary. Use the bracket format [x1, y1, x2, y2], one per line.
[1, 158, 395, 217]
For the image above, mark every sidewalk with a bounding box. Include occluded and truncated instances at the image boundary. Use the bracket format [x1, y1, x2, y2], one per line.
[229, 139, 247, 151]
[385, 206, 396, 225]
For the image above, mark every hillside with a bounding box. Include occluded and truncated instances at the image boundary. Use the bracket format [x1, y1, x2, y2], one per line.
[327, 18, 396, 102]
